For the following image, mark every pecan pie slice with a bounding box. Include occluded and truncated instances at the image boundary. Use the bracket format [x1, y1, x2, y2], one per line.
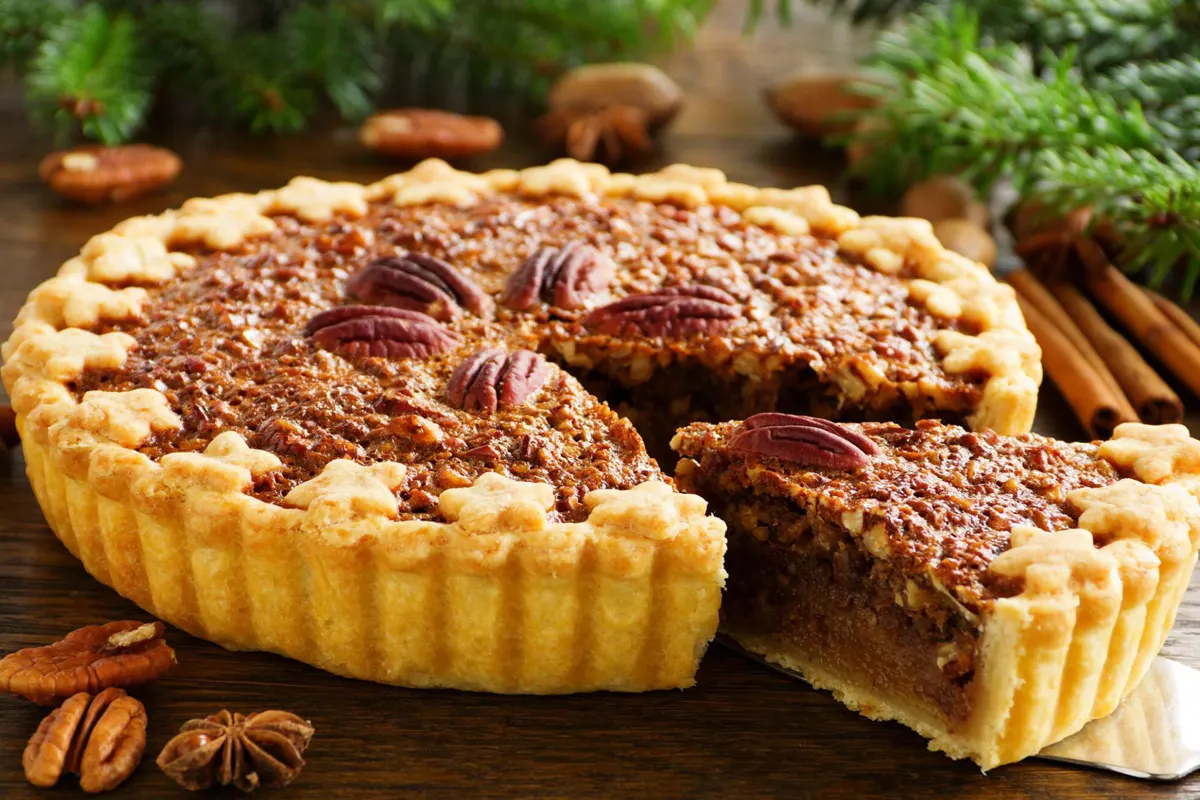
[673, 416, 1200, 768]
[3, 158, 1035, 697]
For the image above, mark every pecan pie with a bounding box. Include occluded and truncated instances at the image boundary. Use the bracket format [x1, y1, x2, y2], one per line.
[3, 159, 1037, 697]
[673, 416, 1200, 768]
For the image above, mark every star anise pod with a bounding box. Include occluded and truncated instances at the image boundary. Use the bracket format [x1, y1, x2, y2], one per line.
[157, 710, 314, 793]
[536, 104, 654, 165]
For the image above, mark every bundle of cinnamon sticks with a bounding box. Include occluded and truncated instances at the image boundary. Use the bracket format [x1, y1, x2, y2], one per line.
[1006, 241, 1200, 439]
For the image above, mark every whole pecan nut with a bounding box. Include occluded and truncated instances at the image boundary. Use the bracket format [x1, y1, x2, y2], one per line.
[583, 285, 741, 338]
[501, 241, 615, 311]
[24, 687, 148, 793]
[157, 709, 315, 793]
[447, 348, 551, 413]
[348, 253, 493, 319]
[0, 621, 175, 705]
[305, 305, 462, 360]
[729, 413, 880, 470]
[39, 145, 181, 204]
[359, 108, 503, 158]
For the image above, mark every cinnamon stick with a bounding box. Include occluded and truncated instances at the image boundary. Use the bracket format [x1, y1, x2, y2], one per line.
[1078, 238, 1200, 401]
[1146, 288, 1200, 352]
[1050, 282, 1183, 425]
[1007, 268, 1122, 397]
[1015, 294, 1138, 438]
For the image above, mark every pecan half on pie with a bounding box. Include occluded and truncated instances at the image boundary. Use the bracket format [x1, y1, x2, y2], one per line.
[674, 416, 1200, 768]
[2, 159, 1196, 767]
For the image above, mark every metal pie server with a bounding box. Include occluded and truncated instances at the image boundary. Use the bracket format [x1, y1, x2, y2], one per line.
[719, 638, 1200, 781]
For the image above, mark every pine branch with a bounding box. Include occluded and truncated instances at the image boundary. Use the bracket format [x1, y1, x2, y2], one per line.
[25, 4, 153, 145]
[144, 3, 315, 135]
[0, 0, 73, 71]
[849, 12, 1162, 195]
[8, 0, 719, 143]
[283, 3, 383, 121]
[1095, 57, 1200, 161]
[1034, 147, 1200, 298]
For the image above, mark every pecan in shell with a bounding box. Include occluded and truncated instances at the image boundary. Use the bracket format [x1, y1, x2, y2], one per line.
[447, 348, 551, 414]
[305, 305, 461, 360]
[501, 241, 615, 311]
[730, 413, 879, 470]
[24, 688, 148, 793]
[583, 285, 740, 338]
[0, 621, 175, 705]
[157, 709, 315, 793]
[348, 253, 492, 319]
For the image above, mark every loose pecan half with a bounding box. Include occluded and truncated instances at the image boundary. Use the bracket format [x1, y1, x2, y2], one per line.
[501, 242, 616, 311]
[305, 305, 461, 360]
[0, 621, 175, 705]
[583, 285, 741, 338]
[348, 253, 493, 319]
[157, 709, 315, 793]
[730, 413, 879, 470]
[447, 348, 551, 413]
[39, 145, 181, 204]
[24, 688, 148, 793]
[359, 108, 503, 158]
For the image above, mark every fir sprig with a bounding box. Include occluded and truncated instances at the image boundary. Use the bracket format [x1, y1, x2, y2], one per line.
[0, 0, 73, 70]
[5, 0, 716, 144]
[852, 20, 1160, 195]
[842, 1, 1200, 297]
[1034, 148, 1200, 297]
[25, 4, 151, 145]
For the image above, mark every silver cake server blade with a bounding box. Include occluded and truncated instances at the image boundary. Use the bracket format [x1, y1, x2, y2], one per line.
[717, 636, 1200, 781]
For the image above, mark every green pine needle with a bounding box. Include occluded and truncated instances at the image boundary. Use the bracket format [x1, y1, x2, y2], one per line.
[25, 5, 152, 146]
[284, 4, 383, 121]
[851, 19, 1161, 195]
[0, 0, 74, 71]
[1034, 147, 1200, 298]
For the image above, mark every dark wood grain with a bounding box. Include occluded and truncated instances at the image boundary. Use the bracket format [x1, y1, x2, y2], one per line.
[1, 4, 1198, 797]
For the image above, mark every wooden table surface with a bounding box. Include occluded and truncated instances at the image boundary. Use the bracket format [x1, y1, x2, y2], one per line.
[1, 5, 1198, 798]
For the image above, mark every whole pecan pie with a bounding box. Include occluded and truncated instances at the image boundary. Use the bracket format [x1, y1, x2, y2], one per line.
[3, 157, 1138, 731]
[673, 415, 1200, 768]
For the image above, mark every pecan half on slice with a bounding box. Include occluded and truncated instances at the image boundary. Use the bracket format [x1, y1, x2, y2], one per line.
[305, 305, 461, 360]
[447, 348, 551, 413]
[583, 285, 741, 338]
[347, 253, 493, 319]
[24, 688, 148, 793]
[730, 413, 880, 470]
[501, 241, 616, 311]
[0, 621, 175, 705]
[157, 709, 315, 793]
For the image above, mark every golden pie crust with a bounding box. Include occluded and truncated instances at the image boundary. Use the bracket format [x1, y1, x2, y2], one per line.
[3, 159, 1037, 696]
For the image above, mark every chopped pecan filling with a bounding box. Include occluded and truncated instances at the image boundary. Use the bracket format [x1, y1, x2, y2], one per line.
[74, 194, 986, 519]
[673, 419, 1122, 614]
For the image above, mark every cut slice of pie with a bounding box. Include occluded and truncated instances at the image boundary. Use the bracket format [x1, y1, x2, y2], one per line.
[673, 415, 1200, 768]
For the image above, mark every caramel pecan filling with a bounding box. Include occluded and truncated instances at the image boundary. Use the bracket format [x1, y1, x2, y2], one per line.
[75, 195, 986, 520]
